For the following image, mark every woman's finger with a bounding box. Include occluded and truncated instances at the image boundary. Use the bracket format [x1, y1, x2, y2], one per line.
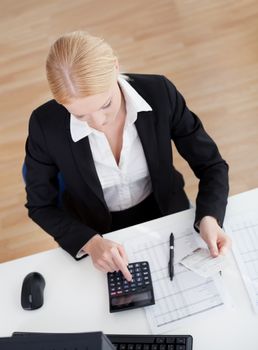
[203, 235, 219, 257]
[102, 253, 117, 271]
[208, 242, 219, 257]
[117, 244, 129, 265]
[111, 247, 132, 281]
[95, 259, 115, 273]
[218, 234, 232, 255]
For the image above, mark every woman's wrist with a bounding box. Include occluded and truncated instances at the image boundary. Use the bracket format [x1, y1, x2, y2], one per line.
[83, 234, 102, 254]
[199, 216, 218, 229]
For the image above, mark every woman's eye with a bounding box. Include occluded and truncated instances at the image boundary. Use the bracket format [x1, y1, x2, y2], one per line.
[102, 100, 112, 109]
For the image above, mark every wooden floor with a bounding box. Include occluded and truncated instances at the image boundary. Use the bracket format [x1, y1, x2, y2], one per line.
[1, 0, 258, 263]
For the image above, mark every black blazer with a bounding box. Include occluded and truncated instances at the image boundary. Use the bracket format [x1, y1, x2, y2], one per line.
[25, 74, 229, 258]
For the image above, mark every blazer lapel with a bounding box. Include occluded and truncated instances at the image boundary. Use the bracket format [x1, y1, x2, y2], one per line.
[135, 111, 159, 185]
[65, 117, 107, 207]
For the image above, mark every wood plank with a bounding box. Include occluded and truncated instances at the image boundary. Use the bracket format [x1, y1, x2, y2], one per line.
[1, 0, 257, 262]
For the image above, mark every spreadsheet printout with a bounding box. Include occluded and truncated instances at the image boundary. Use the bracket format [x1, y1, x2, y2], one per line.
[126, 227, 226, 333]
[224, 211, 258, 313]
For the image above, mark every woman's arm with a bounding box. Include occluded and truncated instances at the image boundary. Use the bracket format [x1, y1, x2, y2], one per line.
[25, 111, 97, 258]
[25, 111, 132, 278]
[163, 76, 231, 255]
[163, 76, 229, 228]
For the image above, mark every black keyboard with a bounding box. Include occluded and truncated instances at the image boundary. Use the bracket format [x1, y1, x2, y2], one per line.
[107, 334, 193, 350]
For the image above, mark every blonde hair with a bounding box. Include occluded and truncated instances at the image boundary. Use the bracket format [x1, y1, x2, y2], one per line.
[46, 31, 117, 104]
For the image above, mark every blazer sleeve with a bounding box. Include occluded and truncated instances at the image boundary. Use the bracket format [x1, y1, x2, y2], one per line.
[24, 111, 97, 259]
[162, 76, 229, 228]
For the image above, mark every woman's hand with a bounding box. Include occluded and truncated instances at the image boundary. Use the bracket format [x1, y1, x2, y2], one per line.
[83, 234, 132, 281]
[199, 216, 232, 257]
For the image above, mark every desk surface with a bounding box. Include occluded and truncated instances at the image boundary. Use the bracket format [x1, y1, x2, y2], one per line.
[1, 189, 258, 350]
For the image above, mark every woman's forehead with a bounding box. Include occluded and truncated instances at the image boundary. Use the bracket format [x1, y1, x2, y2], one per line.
[65, 84, 115, 115]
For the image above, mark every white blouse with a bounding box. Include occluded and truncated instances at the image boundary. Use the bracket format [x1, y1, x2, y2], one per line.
[70, 75, 153, 212]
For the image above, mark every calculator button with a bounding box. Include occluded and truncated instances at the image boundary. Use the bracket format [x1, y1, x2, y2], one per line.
[110, 292, 117, 296]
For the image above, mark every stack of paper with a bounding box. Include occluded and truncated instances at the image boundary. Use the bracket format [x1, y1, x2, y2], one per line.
[126, 226, 227, 333]
[224, 211, 258, 313]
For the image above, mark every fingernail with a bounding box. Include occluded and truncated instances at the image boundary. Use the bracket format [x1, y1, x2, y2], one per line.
[211, 250, 218, 257]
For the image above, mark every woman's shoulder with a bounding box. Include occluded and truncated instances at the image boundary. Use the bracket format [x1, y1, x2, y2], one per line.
[28, 99, 69, 136]
[125, 73, 174, 92]
[125, 72, 166, 84]
[33, 99, 68, 117]
[30, 99, 69, 127]
[125, 73, 176, 104]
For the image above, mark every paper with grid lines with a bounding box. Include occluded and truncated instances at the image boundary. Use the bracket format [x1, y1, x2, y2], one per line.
[126, 228, 225, 333]
[224, 211, 258, 313]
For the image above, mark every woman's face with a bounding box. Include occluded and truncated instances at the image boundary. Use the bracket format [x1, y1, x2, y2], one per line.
[64, 78, 124, 130]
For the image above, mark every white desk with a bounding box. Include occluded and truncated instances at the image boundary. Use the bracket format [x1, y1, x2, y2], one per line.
[1, 189, 258, 349]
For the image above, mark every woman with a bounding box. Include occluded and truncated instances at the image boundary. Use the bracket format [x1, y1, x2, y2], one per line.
[25, 31, 231, 281]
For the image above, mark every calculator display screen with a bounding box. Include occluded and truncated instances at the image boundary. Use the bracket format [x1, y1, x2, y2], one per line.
[111, 291, 152, 307]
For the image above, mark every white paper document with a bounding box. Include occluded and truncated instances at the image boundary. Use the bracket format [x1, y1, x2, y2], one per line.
[125, 226, 226, 333]
[180, 247, 228, 278]
[224, 211, 258, 313]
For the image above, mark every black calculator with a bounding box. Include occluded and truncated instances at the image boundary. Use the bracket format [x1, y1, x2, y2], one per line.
[107, 261, 155, 313]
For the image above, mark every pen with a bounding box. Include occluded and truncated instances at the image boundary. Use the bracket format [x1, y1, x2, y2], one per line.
[169, 233, 174, 281]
